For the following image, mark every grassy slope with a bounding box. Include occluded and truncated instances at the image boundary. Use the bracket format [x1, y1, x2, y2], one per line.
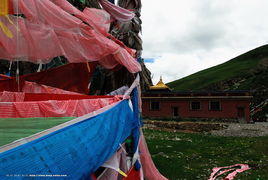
[167, 45, 268, 90]
[144, 129, 268, 180]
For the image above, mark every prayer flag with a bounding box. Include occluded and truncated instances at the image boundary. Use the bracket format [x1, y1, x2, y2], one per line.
[0, 0, 14, 15]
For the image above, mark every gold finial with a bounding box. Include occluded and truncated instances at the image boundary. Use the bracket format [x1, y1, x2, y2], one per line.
[149, 76, 170, 90]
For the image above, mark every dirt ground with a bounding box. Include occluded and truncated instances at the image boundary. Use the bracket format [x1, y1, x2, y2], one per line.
[210, 122, 268, 137]
[143, 120, 268, 137]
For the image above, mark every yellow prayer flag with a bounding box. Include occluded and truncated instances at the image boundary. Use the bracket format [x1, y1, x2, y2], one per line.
[118, 169, 128, 177]
[0, 20, 13, 38]
[0, 0, 9, 16]
[0, 0, 13, 16]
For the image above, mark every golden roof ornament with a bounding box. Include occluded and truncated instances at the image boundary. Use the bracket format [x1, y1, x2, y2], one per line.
[149, 76, 171, 90]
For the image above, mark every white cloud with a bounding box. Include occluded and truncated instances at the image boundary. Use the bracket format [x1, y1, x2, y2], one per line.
[141, 0, 268, 84]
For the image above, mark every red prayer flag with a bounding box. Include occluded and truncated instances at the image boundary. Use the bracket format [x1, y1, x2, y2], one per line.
[123, 167, 141, 180]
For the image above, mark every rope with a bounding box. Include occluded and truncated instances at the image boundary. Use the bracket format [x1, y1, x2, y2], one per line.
[15, 0, 20, 91]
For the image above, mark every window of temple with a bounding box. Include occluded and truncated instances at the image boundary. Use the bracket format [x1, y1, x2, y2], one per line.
[209, 101, 221, 111]
[190, 101, 201, 111]
[150, 101, 160, 111]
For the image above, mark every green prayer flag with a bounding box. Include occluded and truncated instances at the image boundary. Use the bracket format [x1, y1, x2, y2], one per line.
[79, 0, 86, 4]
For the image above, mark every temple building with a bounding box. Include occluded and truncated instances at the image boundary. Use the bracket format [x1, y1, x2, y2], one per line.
[142, 77, 252, 122]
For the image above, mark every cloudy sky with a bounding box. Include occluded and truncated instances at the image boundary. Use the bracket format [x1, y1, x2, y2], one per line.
[141, 0, 268, 84]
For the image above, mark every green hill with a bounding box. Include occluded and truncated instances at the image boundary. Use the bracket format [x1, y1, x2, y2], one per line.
[168, 45, 268, 91]
[167, 45, 268, 121]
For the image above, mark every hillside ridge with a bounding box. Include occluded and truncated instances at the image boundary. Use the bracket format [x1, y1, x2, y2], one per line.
[167, 45, 268, 121]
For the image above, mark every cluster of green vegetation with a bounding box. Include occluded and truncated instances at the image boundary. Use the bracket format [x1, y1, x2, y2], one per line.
[144, 129, 268, 180]
[167, 45, 268, 91]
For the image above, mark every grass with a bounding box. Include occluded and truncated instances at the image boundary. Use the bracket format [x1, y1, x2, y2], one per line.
[143, 129, 268, 180]
[167, 45, 268, 90]
[0, 117, 75, 146]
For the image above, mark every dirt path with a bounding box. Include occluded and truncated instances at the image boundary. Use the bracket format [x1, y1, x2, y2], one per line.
[143, 120, 268, 137]
[210, 122, 268, 137]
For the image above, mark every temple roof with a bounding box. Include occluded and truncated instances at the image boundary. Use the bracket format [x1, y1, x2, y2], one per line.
[149, 76, 171, 90]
